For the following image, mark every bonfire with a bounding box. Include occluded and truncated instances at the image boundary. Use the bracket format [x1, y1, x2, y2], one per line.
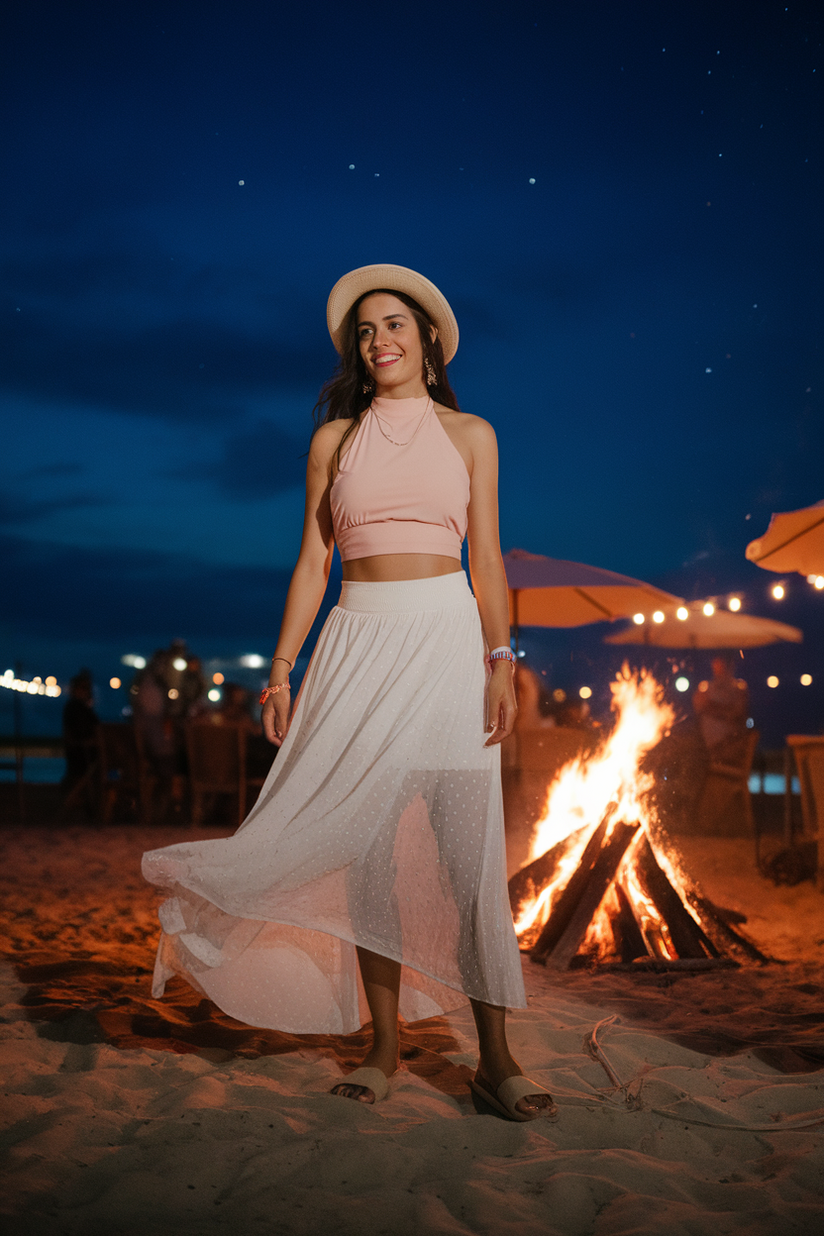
[508, 667, 768, 970]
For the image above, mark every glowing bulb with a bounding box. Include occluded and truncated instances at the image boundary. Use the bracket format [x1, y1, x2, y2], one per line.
[109, 677, 121, 689]
[652, 611, 664, 624]
[579, 686, 592, 699]
[767, 676, 779, 689]
[208, 688, 221, 702]
[772, 584, 785, 600]
[676, 607, 689, 620]
[801, 674, 813, 686]
[212, 672, 224, 685]
[168, 688, 179, 700]
[703, 602, 715, 616]
[45, 676, 57, 687]
[240, 654, 266, 669]
[173, 657, 188, 671]
[815, 577, 824, 591]
[675, 677, 690, 693]
[728, 596, 741, 611]
[633, 613, 645, 625]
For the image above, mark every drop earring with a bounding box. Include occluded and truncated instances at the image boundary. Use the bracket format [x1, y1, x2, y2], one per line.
[362, 378, 374, 394]
[424, 358, 436, 386]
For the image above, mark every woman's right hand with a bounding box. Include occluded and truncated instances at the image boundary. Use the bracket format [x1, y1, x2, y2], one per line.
[262, 691, 292, 747]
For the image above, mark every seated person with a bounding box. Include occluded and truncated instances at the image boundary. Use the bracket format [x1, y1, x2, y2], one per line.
[693, 654, 750, 766]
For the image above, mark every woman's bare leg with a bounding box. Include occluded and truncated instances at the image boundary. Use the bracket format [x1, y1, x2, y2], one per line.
[470, 999, 555, 1117]
[330, 946, 401, 1103]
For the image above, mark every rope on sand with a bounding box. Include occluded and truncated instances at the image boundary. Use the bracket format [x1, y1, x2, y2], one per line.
[582, 1015, 824, 1133]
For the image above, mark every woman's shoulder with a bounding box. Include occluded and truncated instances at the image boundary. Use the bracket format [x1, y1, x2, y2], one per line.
[311, 417, 356, 456]
[435, 406, 497, 443]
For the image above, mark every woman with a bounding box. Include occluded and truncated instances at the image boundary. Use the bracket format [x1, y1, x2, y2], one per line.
[142, 265, 555, 1121]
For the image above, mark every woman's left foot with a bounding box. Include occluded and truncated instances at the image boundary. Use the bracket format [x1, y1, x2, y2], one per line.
[471, 1071, 557, 1122]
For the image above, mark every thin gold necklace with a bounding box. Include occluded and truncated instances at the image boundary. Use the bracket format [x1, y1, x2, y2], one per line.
[369, 397, 432, 447]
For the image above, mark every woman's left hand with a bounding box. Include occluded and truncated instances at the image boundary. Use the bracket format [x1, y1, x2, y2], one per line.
[484, 663, 517, 746]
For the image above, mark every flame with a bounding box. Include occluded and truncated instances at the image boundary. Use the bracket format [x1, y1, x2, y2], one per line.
[513, 666, 676, 945]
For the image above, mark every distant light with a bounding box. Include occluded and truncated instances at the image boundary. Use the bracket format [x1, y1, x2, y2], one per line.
[746, 717, 754, 728]
[238, 179, 245, 185]
[676, 606, 689, 621]
[728, 596, 741, 611]
[675, 677, 690, 693]
[552, 688, 566, 703]
[517, 649, 526, 658]
[207, 688, 221, 702]
[767, 676, 779, 688]
[801, 674, 813, 686]
[528, 177, 536, 184]
[45, 676, 57, 687]
[240, 654, 265, 669]
[633, 613, 645, 625]
[121, 654, 147, 669]
[771, 584, 785, 600]
[349, 164, 355, 169]
[168, 688, 179, 700]
[652, 611, 665, 624]
[579, 686, 592, 699]
[702, 602, 715, 616]
[173, 657, 188, 671]
[815, 577, 824, 591]
[212, 672, 224, 685]
[109, 677, 122, 690]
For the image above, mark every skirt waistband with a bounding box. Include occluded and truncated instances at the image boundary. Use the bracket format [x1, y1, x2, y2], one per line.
[338, 571, 473, 614]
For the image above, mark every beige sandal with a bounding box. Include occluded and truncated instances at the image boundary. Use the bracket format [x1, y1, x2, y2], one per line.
[330, 1066, 391, 1103]
[470, 1074, 558, 1122]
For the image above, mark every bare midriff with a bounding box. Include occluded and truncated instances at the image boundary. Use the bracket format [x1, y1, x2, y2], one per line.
[341, 554, 463, 583]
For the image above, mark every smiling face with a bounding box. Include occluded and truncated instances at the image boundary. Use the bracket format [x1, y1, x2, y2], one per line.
[356, 292, 431, 398]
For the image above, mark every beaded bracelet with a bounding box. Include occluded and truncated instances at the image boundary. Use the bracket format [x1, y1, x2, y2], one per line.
[486, 647, 516, 667]
[259, 683, 291, 705]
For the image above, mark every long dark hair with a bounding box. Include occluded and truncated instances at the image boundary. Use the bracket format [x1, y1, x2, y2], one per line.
[312, 289, 460, 461]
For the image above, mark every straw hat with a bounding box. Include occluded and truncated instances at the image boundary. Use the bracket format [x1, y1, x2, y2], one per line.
[326, 264, 459, 363]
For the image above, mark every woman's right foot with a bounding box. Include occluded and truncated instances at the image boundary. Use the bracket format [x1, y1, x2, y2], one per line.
[330, 1045, 398, 1104]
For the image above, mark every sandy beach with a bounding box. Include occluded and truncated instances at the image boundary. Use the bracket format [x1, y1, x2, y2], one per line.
[2, 821, 823, 1235]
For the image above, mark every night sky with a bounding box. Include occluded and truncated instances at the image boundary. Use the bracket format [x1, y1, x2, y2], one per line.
[2, 0, 822, 744]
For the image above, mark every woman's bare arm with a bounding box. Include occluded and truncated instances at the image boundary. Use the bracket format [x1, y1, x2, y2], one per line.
[261, 421, 348, 746]
[461, 416, 517, 746]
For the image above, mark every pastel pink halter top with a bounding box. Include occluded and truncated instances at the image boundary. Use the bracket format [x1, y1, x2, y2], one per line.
[330, 396, 470, 561]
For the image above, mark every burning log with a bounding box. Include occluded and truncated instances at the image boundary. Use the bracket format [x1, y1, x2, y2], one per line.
[632, 836, 718, 960]
[531, 820, 640, 967]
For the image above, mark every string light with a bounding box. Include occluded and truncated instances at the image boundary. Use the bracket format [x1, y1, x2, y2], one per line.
[632, 613, 645, 625]
[579, 686, 592, 699]
[767, 676, 779, 688]
[771, 584, 785, 600]
[801, 674, 813, 686]
[208, 688, 221, 702]
[676, 606, 689, 620]
[702, 602, 715, 616]
[0, 669, 61, 697]
[109, 677, 122, 689]
[675, 677, 690, 692]
[728, 596, 741, 611]
[652, 611, 664, 624]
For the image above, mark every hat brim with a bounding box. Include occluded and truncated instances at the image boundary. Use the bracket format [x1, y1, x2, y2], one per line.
[326, 264, 459, 364]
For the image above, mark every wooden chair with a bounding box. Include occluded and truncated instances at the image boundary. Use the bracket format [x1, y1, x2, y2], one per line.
[697, 728, 760, 836]
[786, 736, 824, 887]
[185, 721, 266, 828]
[96, 723, 144, 824]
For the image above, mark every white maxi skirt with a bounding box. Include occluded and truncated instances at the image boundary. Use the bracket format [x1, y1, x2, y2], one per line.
[142, 572, 526, 1033]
